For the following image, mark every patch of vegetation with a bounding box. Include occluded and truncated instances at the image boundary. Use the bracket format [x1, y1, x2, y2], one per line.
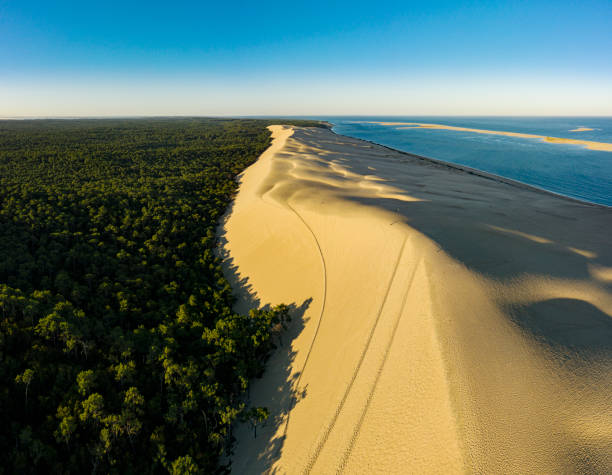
[0, 118, 323, 473]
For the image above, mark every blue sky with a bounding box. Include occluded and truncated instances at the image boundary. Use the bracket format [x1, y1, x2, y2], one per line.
[1, 0, 611, 116]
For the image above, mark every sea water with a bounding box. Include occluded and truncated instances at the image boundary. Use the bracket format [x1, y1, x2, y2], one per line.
[321, 117, 612, 207]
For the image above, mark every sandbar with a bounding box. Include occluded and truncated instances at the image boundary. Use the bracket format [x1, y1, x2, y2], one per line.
[368, 121, 612, 152]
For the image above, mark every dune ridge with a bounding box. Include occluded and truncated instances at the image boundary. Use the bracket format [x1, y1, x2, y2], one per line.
[221, 126, 612, 474]
[367, 121, 612, 152]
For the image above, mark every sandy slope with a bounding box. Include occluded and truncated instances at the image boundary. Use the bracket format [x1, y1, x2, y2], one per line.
[220, 126, 612, 474]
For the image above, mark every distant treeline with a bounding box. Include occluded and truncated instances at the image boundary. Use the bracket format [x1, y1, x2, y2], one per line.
[0, 118, 324, 474]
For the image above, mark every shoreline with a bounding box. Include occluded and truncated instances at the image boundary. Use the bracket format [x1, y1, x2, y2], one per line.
[326, 123, 611, 209]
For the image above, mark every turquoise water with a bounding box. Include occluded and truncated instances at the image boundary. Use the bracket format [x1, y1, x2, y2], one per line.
[321, 117, 612, 207]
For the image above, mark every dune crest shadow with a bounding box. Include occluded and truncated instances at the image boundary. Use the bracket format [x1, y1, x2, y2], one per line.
[505, 298, 612, 358]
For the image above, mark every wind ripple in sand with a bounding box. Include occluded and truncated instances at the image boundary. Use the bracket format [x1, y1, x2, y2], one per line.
[222, 125, 612, 474]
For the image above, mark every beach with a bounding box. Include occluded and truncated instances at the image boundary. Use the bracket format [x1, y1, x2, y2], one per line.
[221, 125, 612, 473]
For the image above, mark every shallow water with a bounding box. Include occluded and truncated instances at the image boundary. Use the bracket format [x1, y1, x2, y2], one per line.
[321, 117, 612, 207]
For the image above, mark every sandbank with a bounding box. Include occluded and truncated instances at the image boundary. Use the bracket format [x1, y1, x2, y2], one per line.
[368, 121, 612, 152]
[221, 125, 612, 474]
[570, 127, 594, 132]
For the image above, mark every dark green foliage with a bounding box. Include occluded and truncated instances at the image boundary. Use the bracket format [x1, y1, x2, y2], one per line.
[0, 118, 319, 473]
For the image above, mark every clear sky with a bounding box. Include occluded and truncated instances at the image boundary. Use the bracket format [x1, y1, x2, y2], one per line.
[1, 0, 611, 116]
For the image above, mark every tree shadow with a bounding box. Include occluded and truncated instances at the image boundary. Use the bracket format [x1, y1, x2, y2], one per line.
[216, 202, 262, 313]
[217, 205, 314, 473]
[226, 297, 312, 474]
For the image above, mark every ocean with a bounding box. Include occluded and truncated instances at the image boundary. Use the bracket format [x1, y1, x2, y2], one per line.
[321, 117, 612, 207]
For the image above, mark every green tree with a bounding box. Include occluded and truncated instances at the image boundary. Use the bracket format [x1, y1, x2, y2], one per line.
[77, 370, 96, 396]
[15, 369, 35, 407]
[242, 407, 270, 439]
[80, 393, 105, 423]
[0, 118, 323, 473]
[170, 455, 199, 474]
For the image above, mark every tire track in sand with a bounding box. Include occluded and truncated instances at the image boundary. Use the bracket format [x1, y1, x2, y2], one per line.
[258, 147, 329, 448]
[302, 235, 410, 475]
[279, 199, 328, 444]
[336, 256, 424, 474]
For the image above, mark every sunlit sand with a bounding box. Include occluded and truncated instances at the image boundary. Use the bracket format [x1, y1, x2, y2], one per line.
[368, 121, 612, 152]
[222, 126, 612, 474]
[570, 127, 594, 132]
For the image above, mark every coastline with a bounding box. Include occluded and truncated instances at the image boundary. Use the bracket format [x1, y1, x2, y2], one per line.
[222, 125, 612, 474]
[326, 123, 611, 209]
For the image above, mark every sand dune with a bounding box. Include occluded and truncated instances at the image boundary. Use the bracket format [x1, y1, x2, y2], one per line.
[221, 126, 612, 474]
[368, 121, 612, 152]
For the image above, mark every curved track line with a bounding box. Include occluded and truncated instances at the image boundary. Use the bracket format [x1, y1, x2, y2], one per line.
[279, 199, 328, 442]
[256, 135, 329, 461]
[336, 257, 423, 474]
[302, 235, 409, 475]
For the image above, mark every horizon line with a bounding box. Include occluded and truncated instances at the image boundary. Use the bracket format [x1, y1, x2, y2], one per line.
[2, 114, 612, 120]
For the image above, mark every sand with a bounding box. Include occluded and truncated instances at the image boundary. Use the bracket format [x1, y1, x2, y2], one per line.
[220, 125, 612, 474]
[570, 127, 594, 132]
[368, 121, 612, 152]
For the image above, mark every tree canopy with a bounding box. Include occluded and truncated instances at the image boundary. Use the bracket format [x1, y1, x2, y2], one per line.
[0, 118, 323, 473]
